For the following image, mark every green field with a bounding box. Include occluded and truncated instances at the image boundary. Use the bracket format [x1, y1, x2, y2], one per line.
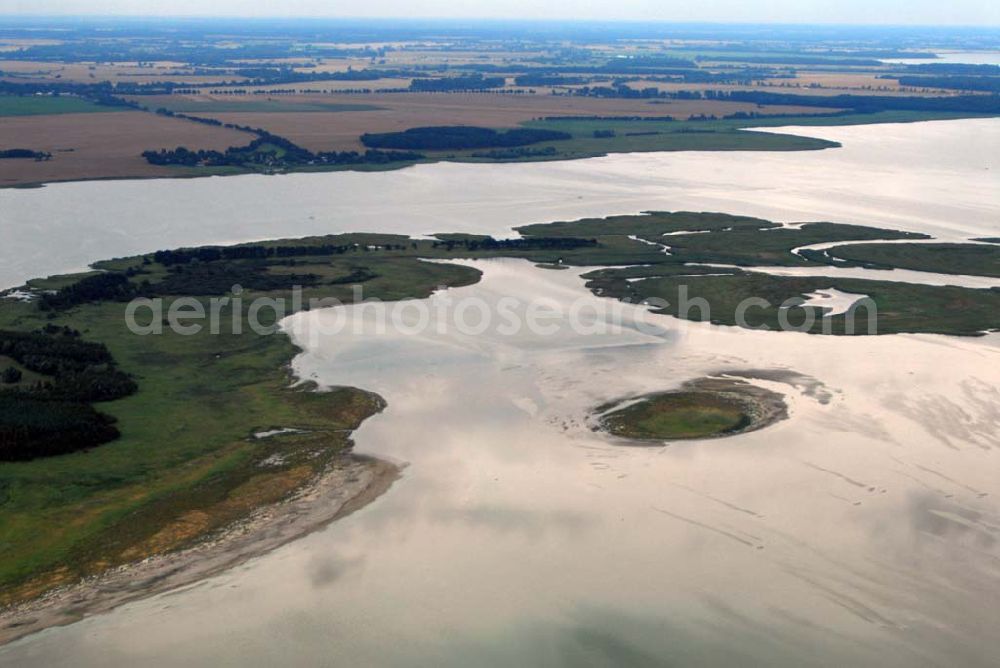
[0, 95, 112, 116]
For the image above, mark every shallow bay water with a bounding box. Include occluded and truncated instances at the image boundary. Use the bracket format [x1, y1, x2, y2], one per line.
[6, 258, 1000, 667]
[1, 119, 999, 666]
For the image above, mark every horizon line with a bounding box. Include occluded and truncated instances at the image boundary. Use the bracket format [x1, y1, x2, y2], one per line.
[0, 15, 998, 29]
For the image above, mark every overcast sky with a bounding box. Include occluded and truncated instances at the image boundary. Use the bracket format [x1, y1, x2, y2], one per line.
[0, 0, 997, 26]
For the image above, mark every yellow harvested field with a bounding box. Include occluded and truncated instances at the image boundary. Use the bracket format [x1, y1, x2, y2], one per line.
[163, 92, 835, 151]
[0, 110, 249, 186]
[196, 78, 414, 93]
[773, 71, 903, 89]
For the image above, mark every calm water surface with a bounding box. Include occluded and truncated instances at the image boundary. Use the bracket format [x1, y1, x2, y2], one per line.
[1, 119, 999, 667]
[881, 51, 1000, 66]
[6, 259, 1000, 667]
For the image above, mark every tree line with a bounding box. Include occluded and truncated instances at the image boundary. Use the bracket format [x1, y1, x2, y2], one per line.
[37, 263, 326, 309]
[0, 148, 51, 160]
[562, 85, 1000, 114]
[717, 90, 1000, 114]
[894, 76, 1000, 94]
[360, 126, 571, 151]
[409, 75, 506, 91]
[0, 328, 137, 461]
[152, 242, 407, 266]
[430, 237, 598, 252]
[143, 130, 425, 169]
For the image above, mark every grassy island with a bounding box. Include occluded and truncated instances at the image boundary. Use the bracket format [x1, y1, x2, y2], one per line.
[822, 242, 1000, 278]
[596, 378, 788, 442]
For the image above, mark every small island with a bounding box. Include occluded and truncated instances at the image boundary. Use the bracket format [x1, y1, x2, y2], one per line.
[595, 377, 788, 442]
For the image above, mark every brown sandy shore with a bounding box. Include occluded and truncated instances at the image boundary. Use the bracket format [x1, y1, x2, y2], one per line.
[0, 454, 399, 646]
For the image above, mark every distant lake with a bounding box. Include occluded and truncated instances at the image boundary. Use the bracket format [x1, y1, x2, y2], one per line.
[882, 51, 1000, 66]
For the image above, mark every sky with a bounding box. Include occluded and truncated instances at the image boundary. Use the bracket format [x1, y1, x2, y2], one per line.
[0, 0, 997, 26]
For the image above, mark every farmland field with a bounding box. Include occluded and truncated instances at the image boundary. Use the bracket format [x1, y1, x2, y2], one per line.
[0, 110, 249, 186]
[0, 94, 111, 116]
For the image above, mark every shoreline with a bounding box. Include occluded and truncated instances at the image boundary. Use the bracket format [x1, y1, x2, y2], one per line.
[3, 111, 994, 190]
[0, 140, 813, 190]
[0, 452, 399, 647]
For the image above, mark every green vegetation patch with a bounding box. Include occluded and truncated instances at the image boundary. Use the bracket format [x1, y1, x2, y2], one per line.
[507, 112, 992, 161]
[664, 222, 926, 267]
[361, 126, 572, 151]
[0, 94, 112, 116]
[0, 327, 137, 461]
[822, 242, 1000, 278]
[143, 130, 424, 170]
[588, 272, 1000, 336]
[0, 149, 50, 160]
[0, 243, 480, 604]
[597, 378, 787, 442]
[601, 392, 750, 440]
[522, 117, 839, 155]
[518, 211, 924, 267]
[511, 211, 1000, 337]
